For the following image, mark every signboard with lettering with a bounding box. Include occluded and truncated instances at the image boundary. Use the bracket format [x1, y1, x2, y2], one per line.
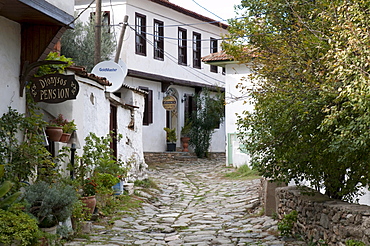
[162, 95, 177, 111]
[30, 74, 79, 103]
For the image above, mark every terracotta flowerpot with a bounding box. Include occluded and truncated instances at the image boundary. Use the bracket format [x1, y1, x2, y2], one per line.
[59, 133, 71, 143]
[45, 126, 63, 142]
[80, 195, 96, 214]
[181, 137, 190, 152]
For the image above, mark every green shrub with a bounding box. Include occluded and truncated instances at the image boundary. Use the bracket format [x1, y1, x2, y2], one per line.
[0, 204, 40, 245]
[24, 181, 78, 228]
[278, 210, 298, 237]
[346, 239, 366, 246]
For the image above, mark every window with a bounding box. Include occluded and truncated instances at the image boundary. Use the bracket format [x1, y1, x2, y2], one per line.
[193, 32, 201, 68]
[135, 13, 146, 56]
[178, 28, 187, 65]
[184, 94, 196, 123]
[210, 38, 218, 73]
[154, 19, 164, 60]
[139, 87, 153, 125]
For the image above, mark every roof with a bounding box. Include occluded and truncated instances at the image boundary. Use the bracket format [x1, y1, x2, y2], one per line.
[150, 0, 228, 29]
[201, 50, 234, 63]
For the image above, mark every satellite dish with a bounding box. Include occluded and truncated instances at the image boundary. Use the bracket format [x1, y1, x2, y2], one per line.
[91, 61, 126, 93]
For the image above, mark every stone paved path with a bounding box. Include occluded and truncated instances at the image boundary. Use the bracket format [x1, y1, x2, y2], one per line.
[65, 158, 307, 246]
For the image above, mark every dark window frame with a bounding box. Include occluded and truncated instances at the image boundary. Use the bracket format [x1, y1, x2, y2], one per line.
[154, 19, 164, 60]
[139, 87, 153, 125]
[193, 32, 201, 69]
[135, 13, 147, 56]
[210, 38, 218, 73]
[178, 27, 187, 65]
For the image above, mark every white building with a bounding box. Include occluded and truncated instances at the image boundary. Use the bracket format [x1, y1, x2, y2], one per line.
[202, 51, 253, 167]
[0, 0, 74, 115]
[74, 0, 228, 154]
[38, 67, 147, 180]
[0, 0, 147, 180]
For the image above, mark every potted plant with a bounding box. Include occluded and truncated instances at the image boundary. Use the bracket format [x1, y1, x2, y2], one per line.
[45, 114, 65, 141]
[180, 120, 192, 152]
[80, 178, 97, 214]
[164, 127, 177, 151]
[60, 120, 77, 143]
[24, 181, 78, 232]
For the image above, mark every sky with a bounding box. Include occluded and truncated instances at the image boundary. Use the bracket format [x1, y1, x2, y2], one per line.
[169, 0, 242, 23]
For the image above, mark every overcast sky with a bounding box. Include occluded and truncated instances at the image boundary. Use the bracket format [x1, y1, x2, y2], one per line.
[169, 0, 242, 23]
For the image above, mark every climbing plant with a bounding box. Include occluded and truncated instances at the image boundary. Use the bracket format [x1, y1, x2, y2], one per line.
[188, 90, 224, 158]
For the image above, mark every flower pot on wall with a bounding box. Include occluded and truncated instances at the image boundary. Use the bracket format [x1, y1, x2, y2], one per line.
[45, 126, 63, 142]
[59, 133, 71, 143]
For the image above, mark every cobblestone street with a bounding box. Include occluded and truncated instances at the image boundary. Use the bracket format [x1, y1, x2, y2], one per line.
[65, 158, 307, 246]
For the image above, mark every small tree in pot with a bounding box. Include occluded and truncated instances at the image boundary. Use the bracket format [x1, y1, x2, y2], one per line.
[164, 127, 177, 151]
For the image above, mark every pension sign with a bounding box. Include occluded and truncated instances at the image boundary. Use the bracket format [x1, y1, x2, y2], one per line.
[30, 74, 79, 103]
[162, 95, 177, 111]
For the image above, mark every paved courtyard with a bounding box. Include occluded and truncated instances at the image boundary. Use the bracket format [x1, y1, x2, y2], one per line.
[65, 158, 307, 246]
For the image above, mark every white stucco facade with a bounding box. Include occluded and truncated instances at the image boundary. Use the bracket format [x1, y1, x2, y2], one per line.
[224, 63, 253, 167]
[75, 0, 227, 153]
[0, 16, 24, 115]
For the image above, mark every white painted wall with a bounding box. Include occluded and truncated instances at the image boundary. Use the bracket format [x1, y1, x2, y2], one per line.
[0, 17, 25, 115]
[74, 0, 227, 153]
[224, 63, 254, 167]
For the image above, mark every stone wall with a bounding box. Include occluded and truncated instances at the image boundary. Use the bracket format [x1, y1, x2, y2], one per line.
[276, 186, 370, 245]
[144, 152, 225, 164]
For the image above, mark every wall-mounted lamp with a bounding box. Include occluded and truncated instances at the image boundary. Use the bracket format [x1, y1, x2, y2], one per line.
[181, 94, 187, 103]
[67, 130, 81, 180]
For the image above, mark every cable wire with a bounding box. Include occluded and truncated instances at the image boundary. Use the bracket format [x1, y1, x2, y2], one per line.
[128, 25, 225, 86]
[191, 0, 227, 22]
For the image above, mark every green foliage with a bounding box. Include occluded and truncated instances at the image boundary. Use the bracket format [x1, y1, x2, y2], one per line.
[36, 52, 73, 77]
[346, 239, 366, 246]
[24, 181, 78, 228]
[224, 165, 260, 179]
[71, 199, 92, 233]
[0, 204, 40, 246]
[277, 210, 298, 237]
[181, 119, 192, 137]
[0, 107, 52, 188]
[81, 178, 97, 196]
[61, 18, 116, 71]
[163, 127, 177, 143]
[94, 173, 119, 195]
[188, 90, 225, 158]
[225, 0, 370, 200]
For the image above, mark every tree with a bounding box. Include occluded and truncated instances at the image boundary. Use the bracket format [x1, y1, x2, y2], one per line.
[189, 90, 225, 158]
[224, 0, 370, 201]
[61, 19, 116, 71]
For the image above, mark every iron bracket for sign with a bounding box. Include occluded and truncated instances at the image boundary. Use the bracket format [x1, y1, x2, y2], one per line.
[19, 60, 67, 97]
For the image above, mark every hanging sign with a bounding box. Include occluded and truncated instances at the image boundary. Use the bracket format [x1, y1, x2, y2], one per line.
[162, 95, 177, 111]
[30, 74, 79, 103]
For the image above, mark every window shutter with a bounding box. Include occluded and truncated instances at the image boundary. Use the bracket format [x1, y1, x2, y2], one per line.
[147, 90, 153, 124]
